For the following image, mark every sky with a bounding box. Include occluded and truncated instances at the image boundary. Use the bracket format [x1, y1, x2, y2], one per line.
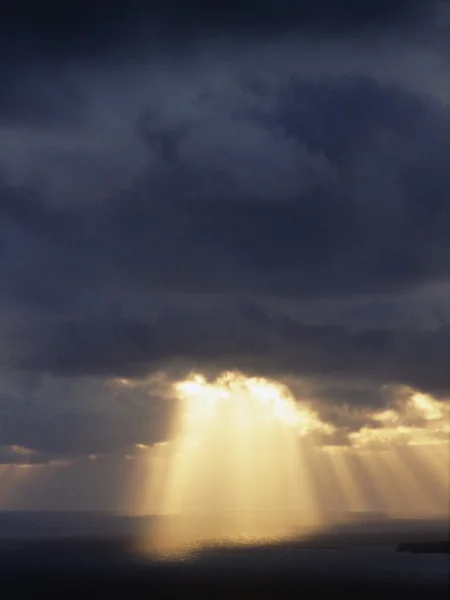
[0, 1, 449, 512]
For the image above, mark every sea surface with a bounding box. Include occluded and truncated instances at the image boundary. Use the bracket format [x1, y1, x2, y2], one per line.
[0, 512, 448, 597]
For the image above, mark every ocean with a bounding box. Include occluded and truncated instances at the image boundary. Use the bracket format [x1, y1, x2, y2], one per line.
[0, 511, 448, 598]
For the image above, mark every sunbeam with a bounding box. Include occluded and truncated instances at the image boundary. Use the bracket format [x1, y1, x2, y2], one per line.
[140, 372, 328, 556]
[131, 374, 449, 557]
[2, 375, 448, 557]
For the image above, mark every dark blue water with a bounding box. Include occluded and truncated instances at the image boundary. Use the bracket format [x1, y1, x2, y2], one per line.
[0, 511, 448, 594]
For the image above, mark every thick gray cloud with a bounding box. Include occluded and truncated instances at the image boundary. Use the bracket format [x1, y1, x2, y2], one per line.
[14, 308, 449, 394]
[0, 373, 171, 457]
[0, 1, 438, 56]
[0, 1, 449, 461]
[0, 410, 167, 457]
[2, 77, 449, 302]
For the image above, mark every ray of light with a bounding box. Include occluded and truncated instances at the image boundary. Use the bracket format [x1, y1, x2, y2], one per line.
[324, 448, 372, 514]
[395, 445, 449, 514]
[414, 442, 450, 485]
[358, 450, 426, 517]
[143, 373, 326, 556]
[0, 464, 44, 509]
[133, 376, 450, 556]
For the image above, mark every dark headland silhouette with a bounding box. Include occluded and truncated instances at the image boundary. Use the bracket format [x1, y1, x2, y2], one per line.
[397, 540, 450, 554]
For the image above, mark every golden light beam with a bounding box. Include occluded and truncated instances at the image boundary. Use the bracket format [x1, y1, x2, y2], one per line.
[0, 464, 44, 509]
[325, 449, 373, 513]
[146, 372, 327, 556]
[415, 442, 450, 485]
[395, 445, 449, 515]
[358, 450, 424, 517]
[134, 376, 450, 557]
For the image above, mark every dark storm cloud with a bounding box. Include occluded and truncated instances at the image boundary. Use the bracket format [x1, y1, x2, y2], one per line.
[1, 76, 449, 309]
[16, 307, 450, 395]
[1, 1, 449, 465]
[0, 390, 170, 457]
[0, 2, 444, 125]
[1, 75, 449, 399]
[0, 444, 53, 465]
[0, 69, 86, 129]
[0, 0, 436, 58]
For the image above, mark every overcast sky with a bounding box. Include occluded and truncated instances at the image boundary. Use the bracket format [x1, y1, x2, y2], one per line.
[0, 0, 449, 502]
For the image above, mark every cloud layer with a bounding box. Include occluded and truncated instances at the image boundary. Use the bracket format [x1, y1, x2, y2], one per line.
[0, 0, 449, 462]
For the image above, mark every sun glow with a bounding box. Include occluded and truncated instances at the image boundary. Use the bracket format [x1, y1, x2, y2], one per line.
[174, 373, 333, 435]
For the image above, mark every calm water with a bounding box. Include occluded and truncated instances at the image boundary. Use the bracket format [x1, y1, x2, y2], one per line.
[0, 512, 448, 587]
